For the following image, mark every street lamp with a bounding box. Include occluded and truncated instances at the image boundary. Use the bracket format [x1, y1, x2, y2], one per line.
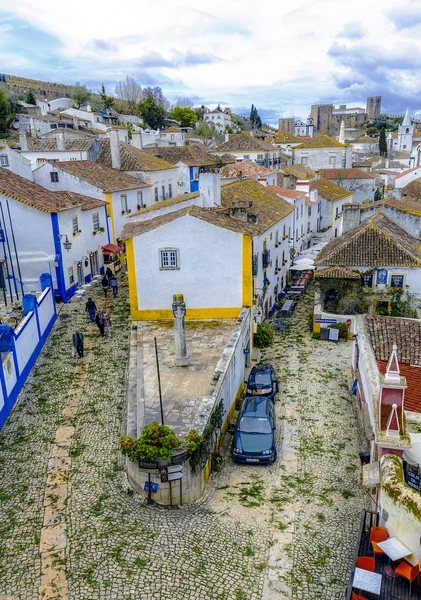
[58, 234, 72, 251]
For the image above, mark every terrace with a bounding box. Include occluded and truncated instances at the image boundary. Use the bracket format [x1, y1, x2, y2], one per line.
[346, 510, 421, 600]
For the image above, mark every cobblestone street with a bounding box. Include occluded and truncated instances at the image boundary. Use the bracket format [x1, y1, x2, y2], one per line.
[0, 277, 367, 600]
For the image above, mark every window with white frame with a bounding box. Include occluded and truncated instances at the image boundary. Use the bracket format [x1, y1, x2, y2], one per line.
[300, 204, 303, 217]
[308, 205, 312, 216]
[154, 187, 158, 202]
[300, 224, 303, 237]
[243, 155, 250, 160]
[121, 194, 128, 213]
[0, 155, 9, 167]
[390, 274, 404, 288]
[160, 248, 179, 270]
[161, 185, 166, 200]
[68, 266, 75, 284]
[137, 191, 143, 208]
[301, 157, 308, 165]
[257, 154, 263, 160]
[92, 212, 100, 232]
[329, 155, 336, 165]
[168, 183, 173, 198]
[72, 215, 79, 235]
[307, 222, 310, 233]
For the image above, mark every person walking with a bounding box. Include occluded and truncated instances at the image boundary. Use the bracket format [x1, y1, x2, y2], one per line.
[103, 311, 112, 337]
[72, 329, 84, 358]
[101, 275, 109, 298]
[110, 275, 118, 297]
[106, 266, 113, 282]
[95, 311, 105, 337]
[85, 297, 97, 322]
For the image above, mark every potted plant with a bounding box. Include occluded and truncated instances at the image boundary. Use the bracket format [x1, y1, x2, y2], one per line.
[99, 226, 105, 232]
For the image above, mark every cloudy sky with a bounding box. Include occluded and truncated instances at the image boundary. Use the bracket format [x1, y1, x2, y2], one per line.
[1, 0, 420, 124]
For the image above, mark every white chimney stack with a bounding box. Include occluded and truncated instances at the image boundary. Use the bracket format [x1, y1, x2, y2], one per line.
[19, 132, 28, 152]
[310, 189, 318, 203]
[132, 132, 143, 149]
[224, 133, 229, 142]
[73, 117, 79, 131]
[109, 129, 121, 170]
[56, 131, 66, 151]
[339, 121, 345, 145]
[199, 169, 221, 208]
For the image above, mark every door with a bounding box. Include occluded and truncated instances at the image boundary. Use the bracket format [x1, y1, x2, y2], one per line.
[90, 251, 98, 276]
[77, 262, 83, 286]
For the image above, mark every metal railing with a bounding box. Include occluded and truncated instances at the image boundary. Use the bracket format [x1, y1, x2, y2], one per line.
[345, 509, 379, 600]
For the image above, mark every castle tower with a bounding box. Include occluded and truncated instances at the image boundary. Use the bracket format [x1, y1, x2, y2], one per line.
[366, 96, 382, 119]
[397, 108, 414, 153]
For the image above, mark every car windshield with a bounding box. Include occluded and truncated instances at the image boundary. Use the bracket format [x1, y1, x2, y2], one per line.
[238, 416, 272, 434]
[252, 372, 272, 386]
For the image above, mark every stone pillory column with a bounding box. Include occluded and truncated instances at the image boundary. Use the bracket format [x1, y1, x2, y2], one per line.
[172, 294, 189, 367]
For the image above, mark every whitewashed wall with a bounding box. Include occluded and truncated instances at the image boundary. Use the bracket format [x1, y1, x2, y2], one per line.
[22, 150, 90, 169]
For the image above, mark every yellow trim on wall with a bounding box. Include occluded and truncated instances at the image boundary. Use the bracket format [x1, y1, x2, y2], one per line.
[125, 238, 140, 319]
[131, 307, 243, 321]
[105, 192, 116, 243]
[242, 235, 253, 308]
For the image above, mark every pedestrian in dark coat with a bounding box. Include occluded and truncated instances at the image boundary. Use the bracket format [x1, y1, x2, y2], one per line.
[95, 311, 105, 337]
[85, 297, 97, 322]
[101, 276, 109, 297]
[103, 311, 112, 337]
[72, 330, 84, 358]
[110, 275, 118, 297]
[106, 267, 113, 282]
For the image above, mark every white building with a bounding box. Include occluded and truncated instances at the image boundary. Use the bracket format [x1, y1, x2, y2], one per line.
[61, 107, 118, 130]
[204, 110, 233, 133]
[220, 160, 277, 186]
[0, 168, 109, 301]
[294, 117, 314, 137]
[0, 140, 33, 180]
[309, 178, 354, 239]
[216, 133, 282, 171]
[292, 135, 352, 169]
[19, 132, 102, 169]
[122, 175, 294, 321]
[36, 97, 73, 116]
[318, 168, 378, 203]
[33, 159, 150, 243]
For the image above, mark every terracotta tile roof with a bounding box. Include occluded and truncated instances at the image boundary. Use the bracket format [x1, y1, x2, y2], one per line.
[280, 164, 316, 180]
[377, 360, 421, 414]
[293, 134, 347, 149]
[319, 168, 377, 180]
[314, 266, 360, 279]
[365, 314, 421, 366]
[54, 161, 149, 193]
[402, 179, 421, 200]
[309, 178, 353, 201]
[395, 166, 421, 179]
[122, 179, 294, 239]
[163, 126, 182, 133]
[216, 133, 274, 153]
[97, 140, 176, 172]
[386, 198, 421, 216]
[268, 186, 306, 199]
[0, 169, 102, 212]
[143, 145, 220, 167]
[270, 131, 304, 144]
[315, 213, 421, 267]
[220, 161, 275, 179]
[218, 153, 237, 164]
[129, 191, 200, 216]
[26, 138, 95, 152]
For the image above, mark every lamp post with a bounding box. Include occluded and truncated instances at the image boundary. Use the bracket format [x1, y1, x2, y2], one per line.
[58, 234, 72, 251]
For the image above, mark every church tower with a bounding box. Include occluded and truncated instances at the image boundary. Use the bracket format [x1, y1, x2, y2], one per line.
[397, 108, 414, 153]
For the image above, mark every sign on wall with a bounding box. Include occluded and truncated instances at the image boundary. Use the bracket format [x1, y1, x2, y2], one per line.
[406, 467, 421, 492]
[376, 269, 388, 285]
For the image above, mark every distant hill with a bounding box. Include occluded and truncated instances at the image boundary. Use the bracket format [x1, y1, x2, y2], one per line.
[0, 74, 74, 100]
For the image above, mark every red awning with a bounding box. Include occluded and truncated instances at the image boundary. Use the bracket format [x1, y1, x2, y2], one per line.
[102, 243, 122, 255]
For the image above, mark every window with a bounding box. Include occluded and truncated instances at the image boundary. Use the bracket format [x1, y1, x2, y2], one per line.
[275, 257, 279, 270]
[282, 224, 286, 237]
[243, 155, 250, 160]
[257, 154, 264, 160]
[307, 222, 310, 233]
[296, 206, 299, 217]
[162, 185, 166, 200]
[72, 215, 79, 235]
[270, 232, 272, 241]
[300, 224, 303, 237]
[68, 266, 74, 284]
[361, 273, 373, 288]
[288, 226, 291, 239]
[296, 229, 299, 241]
[282, 250, 285, 264]
[275, 229, 279, 243]
[308, 206, 311, 216]
[334, 228, 338, 238]
[160, 248, 179, 270]
[121, 194, 128, 213]
[0, 155, 9, 167]
[318, 203, 321, 213]
[335, 206, 339, 217]
[137, 191, 143, 208]
[50, 172, 59, 182]
[171, 134, 175, 141]
[329, 156, 336, 165]
[92, 212, 100, 232]
[300, 204, 303, 217]
[390, 275, 404, 288]
[168, 183, 172, 199]
[301, 157, 308, 165]
[154, 187, 159, 202]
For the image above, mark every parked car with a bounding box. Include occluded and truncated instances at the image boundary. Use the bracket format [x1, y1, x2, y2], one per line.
[246, 364, 279, 400]
[232, 396, 277, 464]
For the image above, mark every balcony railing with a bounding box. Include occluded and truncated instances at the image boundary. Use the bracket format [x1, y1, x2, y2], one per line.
[262, 250, 270, 269]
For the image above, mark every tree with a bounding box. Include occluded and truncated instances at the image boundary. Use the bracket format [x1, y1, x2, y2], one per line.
[138, 94, 166, 130]
[0, 89, 10, 132]
[97, 84, 114, 111]
[72, 83, 91, 109]
[170, 106, 198, 127]
[195, 122, 214, 138]
[175, 96, 193, 108]
[142, 86, 171, 112]
[216, 103, 222, 112]
[379, 128, 388, 157]
[250, 104, 262, 129]
[25, 89, 36, 105]
[115, 76, 142, 114]
[194, 106, 204, 121]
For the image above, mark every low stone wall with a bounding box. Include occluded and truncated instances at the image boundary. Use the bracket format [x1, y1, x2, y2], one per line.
[379, 454, 421, 565]
[313, 287, 356, 339]
[125, 308, 251, 505]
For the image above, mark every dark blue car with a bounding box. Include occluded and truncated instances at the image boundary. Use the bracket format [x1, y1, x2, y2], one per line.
[232, 396, 277, 464]
[246, 364, 279, 400]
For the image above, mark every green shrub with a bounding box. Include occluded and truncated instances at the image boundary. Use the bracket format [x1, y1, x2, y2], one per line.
[307, 311, 314, 332]
[119, 422, 181, 461]
[312, 332, 321, 340]
[328, 322, 348, 340]
[254, 322, 274, 348]
[184, 429, 203, 453]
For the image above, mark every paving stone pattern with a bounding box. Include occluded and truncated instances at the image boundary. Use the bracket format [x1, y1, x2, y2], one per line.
[0, 275, 267, 600]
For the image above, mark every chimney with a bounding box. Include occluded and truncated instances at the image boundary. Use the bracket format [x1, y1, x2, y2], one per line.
[19, 132, 28, 152]
[199, 168, 221, 208]
[379, 345, 406, 439]
[236, 170, 243, 182]
[172, 294, 189, 367]
[295, 179, 310, 193]
[342, 204, 361, 234]
[385, 158, 390, 169]
[73, 117, 79, 131]
[132, 132, 143, 149]
[224, 133, 229, 143]
[310, 189, 318, 203]
[109, 129, 121, 170]
[56, 131, 66, 151]
[257, 177, 268, 186]
[29, 118, 37, 138]
[249, 130, 255, 137]
[339, 120, 345, 145]
[86, 104, 92, 112]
